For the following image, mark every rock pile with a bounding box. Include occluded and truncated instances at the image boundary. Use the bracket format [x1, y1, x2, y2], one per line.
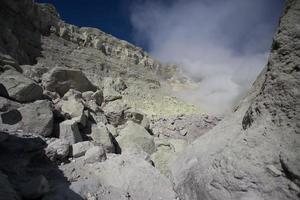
[0, 63, 176, 199]
[0, 0, 298, 200]
[0, 42, 218, 199]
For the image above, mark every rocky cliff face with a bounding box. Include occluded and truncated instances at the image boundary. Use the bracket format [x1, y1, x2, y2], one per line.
[171, 0, 300, 199]
[0, 1, 212, 200]
[1, 0, 199, 118]
[0, 0, 298, 200]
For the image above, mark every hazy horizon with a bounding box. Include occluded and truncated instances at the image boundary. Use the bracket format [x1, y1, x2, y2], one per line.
[130, 0, 284, 115]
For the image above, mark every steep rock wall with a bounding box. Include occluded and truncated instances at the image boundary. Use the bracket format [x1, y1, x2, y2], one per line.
[171, 0, 300, 199]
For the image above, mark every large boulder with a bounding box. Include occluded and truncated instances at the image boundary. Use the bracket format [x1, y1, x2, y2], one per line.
[171, 1, 300, 200]
[45, 138, 70, 161]
[116, 121, 155, 154]
[42, 67, 97, 96]
[0, 70, 43, 102]
[0, 53, 20, 72]
[91, 123, 115, 153]
[60, 96, 84, 118]
[0, 96, 21, 112]
[0, 100, 53, 137]
[151, 138, 187, 177]
[58, 89, 87, 126]
[124, 108, 150, 129]
[59, 119, 82, 144]
[84, 146, 107, 164]
[18, 100, 53, 137]
[102, 99, 128, 126]
[20, 63, 48, 82]
[87, 152, 177, 200]
[72, 141, 94, 158]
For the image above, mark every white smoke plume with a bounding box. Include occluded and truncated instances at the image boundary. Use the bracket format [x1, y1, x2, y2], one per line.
[130, 0, 283, 115]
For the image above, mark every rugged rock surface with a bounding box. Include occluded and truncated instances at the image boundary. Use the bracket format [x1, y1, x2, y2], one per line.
[117, 121, 155, 154]
[91, 123, 115, 153]
[0, 69, 43, 102]
[150, 114, 220, 143]
[0, 0, 201, 199]
[0, 0, 297, 200]
[0, 99, 53, 137]
[45, 138, 70, 161]
[42, 67, 97, 96]
[89, 152, 177, 200]
[59, 119, 83, 144]
[171, 1, 300, 200]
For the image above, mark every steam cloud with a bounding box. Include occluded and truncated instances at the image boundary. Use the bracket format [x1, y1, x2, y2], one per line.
[130, 0, 283, 115]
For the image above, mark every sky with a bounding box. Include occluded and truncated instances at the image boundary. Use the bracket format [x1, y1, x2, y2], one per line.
[37, 0, 285, 115]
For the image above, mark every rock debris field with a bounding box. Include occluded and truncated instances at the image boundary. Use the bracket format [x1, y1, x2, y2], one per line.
[0, 0, 299, 200]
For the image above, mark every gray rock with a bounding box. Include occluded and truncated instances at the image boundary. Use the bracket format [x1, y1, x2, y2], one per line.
[87, 153, 177, 200]
[102, 99, 128, 126]
[0, 99, 53, 137]
[0, 65, 16, 72]
[60, 97, 84, 118]
[266, 165, 282, 177]
[150, 114, 219, 142]
[73, 111, 88, 127]
[83, 99, 101, 113]
[0, 96, 21, 112]
[92, 90, 104, 106]
[0, 53, 21, 72]
[124, 108, 150, 129]
[117, 121, 155, 154]
[91, 123, 115, 153]
[171, 1, 300, 200]
[42, 67, 97, 96]
[72, 141, 94, 158]
[62, 89, 82, 100]
[82, 90, 104, 106]
[102, 77, 127, 92]
[82, 91, 94, 101]
[106, 124, 118, 137]
[84, 146, 107, 164]
[90, 111, 108, 124]
[151, 138, 187, 177]
[103, 87, 122, 102]
[113, 77, 127, 92]
[17, 100, 53, 137]
[280, 152, 300, 184]
[45, 138, 70, 161]
[151, 146, 175, 177]
[20, 63, 48, 82]
[0, 70, 43, 102]
[43, 90, 60, 101]
[124, 145, 152, 159]
[59, 119, 82, 144]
